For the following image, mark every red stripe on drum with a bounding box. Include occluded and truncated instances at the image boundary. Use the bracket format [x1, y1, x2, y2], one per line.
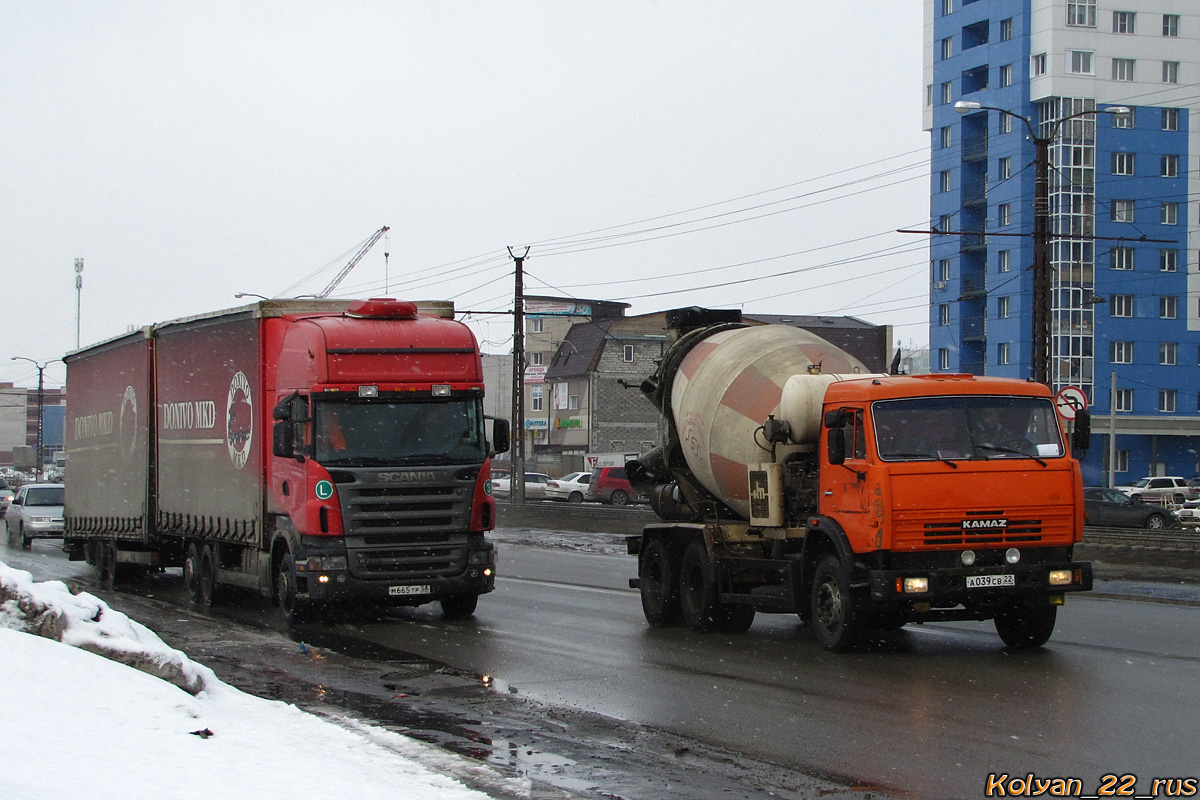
[798, 343, 858, 374]
[719, 364, 782, 425]
[710, 452, 749, 503]
[679, 341, 718, 380]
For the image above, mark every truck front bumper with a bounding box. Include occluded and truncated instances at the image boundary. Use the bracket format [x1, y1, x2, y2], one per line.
[293, 541, 496, 605]
[868, 561, 1092, 619]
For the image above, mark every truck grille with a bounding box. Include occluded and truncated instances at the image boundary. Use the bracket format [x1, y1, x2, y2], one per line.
[335, 468, 477, 580]
[891, 507, 1076, 549]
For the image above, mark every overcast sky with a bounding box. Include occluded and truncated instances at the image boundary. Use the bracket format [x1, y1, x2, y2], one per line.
[1, 2, 930, 389]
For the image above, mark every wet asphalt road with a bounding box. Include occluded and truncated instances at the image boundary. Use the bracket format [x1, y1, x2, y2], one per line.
[6, 532, 1200, 800]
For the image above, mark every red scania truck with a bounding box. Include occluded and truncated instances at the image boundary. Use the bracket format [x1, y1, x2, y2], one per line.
[63, 298, 509, 622]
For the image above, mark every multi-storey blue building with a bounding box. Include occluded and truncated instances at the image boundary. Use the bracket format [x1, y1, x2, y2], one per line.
[924, 0, 1199, 485]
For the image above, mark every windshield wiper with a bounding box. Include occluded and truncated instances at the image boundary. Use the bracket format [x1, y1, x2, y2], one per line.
[975, 445, 1047, 467]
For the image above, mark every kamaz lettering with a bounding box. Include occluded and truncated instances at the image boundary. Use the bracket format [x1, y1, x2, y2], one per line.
[962, 518, 1008, 530]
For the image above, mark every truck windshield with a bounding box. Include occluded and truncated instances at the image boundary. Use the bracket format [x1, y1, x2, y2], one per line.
[872, 396, 1064, 462]
[314, 398, 487, 466]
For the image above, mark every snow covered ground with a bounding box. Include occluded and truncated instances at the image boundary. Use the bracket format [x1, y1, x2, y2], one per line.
[0, 560, 531, 800]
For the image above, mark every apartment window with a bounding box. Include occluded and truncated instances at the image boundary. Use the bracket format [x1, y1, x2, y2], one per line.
[941, 37, 953, 60]
[1000, 113, 1013, 134]
[1114, 449, 1130, 471]
[998, 249, 1011, 272]
[531, 385, 544, 412]
[1112, 152, 1135, 175]
[1162, 202, 1179, 225]
[1160, 342, 1177, 366]
[1162, 108, 1179, 131]
[1112, 12, 1136, 34]
[622, 344, 635, 362]
[1112, 200, 1135, 223]
[1115, 389, 1133, 412]
[1112, 58, 1135, 82]
[999, 64, 1013, 87]
[998, 296, 1011, 319]
[942, 0, 952, 15]
[1069, 50, 1094, 74]
[1031, 53, 1047, 77]
[939, 214, 953, 234]
[529, 351, 544, 366]
[1161, 155, 1179, 177]
[1162, 61, 1179, 84]
[1161, 250, 1178, 272]
[941, 81, 953, 105]
[1000, 18, 1013, 41]
[1111, 295, 1133, 317]
[998, 342, 1010, 365]
[940, 170, 952, 192]
[999, 203, 1011, 226]
[1114, 108, 1134, 129]
[998, 157, 1011, 180]
[529, 317, 544, 333]
[938, 259, 951, 282]
[1112, 247, 1134, 270]
[1159, 390, 1177, 413]
[568, 394, 579, 410]
[941, 126, 953, 148]
[1163, 15, 1179, 37]
[1161, 296, 1178, 319]
[926, 84, 934, 108]
[939, 304, 951, 325]
[1067, 1, 1096, 27]
[939, 349, 951, 371]
[1111, 341, 1133, 364]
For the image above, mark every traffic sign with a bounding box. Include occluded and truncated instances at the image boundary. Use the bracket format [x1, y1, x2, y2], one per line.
[1054, 386, 1088, 420]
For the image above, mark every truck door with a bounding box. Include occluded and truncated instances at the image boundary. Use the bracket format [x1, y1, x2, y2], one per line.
[828, 408, 870, 515]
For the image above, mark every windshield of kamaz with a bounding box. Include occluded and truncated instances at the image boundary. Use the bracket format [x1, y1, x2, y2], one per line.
[314, 398, 487, 466]
[873, 396, 1064, 462]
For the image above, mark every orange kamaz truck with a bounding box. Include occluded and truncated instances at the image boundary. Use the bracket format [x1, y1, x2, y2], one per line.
[627, 308, 1092, 651]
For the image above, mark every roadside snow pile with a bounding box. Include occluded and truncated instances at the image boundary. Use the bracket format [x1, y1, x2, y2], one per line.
[0, 560, 504, 800]
[0, 560, 213, 693]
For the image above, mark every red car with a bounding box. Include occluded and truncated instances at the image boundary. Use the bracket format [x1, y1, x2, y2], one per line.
[586, 466, 640, 505]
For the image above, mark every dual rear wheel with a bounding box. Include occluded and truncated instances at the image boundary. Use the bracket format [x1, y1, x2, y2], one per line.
[639, 538, 754, 634]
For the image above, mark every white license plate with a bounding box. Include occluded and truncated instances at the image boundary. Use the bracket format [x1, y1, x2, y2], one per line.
[966, 573, 1015, 589]
[389, 585, 430, 597]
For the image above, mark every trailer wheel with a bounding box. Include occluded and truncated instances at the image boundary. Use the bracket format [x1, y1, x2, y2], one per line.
[810, 554, 863, 652]
[994, 601, 1057, 649]
[679, 541, 755, 634]
[98, 541, 118, 590]
[639, 538, 682, 627]
[440, 593, 479, 619]
[198, 545, 218, 607]
[275, 557, 311, 625]
[183, 543, 203, 603]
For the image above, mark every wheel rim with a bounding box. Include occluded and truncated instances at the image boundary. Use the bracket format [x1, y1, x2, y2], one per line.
[612, 491, 628, 506]
[277, 565, 294, 613]
[1148, 515, 1164, 530]
[815, 578, 843, 634]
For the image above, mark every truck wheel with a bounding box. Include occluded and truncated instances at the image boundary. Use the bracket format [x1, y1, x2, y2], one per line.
[609, 490, 629, 506]
[994, 601, 1057, 649]
[440, 593, 479, 619]
[679, 541, 755, 634]
[98, 542, 117, 590]
[198, 545, 218, 607]
[183, 543, 203, 603]
[639, 538, 682, 627]
[275, 557, 311, 625]
[810, 554, 863, 652]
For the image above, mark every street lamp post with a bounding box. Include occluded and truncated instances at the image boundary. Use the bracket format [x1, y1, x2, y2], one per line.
[954, 100, 1129, 387]
[11, 357, 62, 481]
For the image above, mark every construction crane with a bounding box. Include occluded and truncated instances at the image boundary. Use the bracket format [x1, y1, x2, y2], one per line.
[319, 225, 391, 298]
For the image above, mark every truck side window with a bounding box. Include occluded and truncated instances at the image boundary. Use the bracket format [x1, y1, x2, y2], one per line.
[290, 394, 311, 454]
[850, 409, 866, 460]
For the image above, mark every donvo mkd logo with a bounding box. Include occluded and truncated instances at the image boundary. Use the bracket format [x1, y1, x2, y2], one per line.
[962, 518, 1008, 530]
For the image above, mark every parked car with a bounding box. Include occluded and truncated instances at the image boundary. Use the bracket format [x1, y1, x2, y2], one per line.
[1084, 487, 1178, 530]
[1115, 476, 1197, 505]
[1176, 500, 1200, 527]
[586, 466, 642, 506]
[0, 475, 12, 518]
[546, 471, 591, 503]
[5, 483, 65, 549]
[491, 471, 551, 500]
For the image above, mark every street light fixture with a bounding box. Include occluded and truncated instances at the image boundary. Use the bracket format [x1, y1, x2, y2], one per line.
[234, 292, 271, 300]
[11, 357, 63, 481]
[953, 100, 1130, 386]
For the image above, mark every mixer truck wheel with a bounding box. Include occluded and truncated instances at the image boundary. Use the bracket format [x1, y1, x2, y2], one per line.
[810, 555, 864, 652]
[183, 543, 203, 603]
[993, 601, 1056, 649]
[679, 541, 755, 634]
[639, 538, 682, 627]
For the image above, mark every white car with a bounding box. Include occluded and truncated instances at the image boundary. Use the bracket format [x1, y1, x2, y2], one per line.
[545, 472, 591, 503]
[1116, 477, 1197, 505]
[490, 472, 551, 500]
[5, 483, 65, 550]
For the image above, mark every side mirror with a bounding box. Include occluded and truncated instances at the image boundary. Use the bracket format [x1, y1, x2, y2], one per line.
[273, 420, 295, 458]
[489, 417, 511, 455]
[273, 391, 297, 421]
[827, 427, 847, 466]
[1071, 409, 1091, 454]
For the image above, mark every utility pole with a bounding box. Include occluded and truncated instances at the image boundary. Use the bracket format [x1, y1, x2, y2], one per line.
[508, 246, 529, 504]
[1031, 138, 1052, 386]
[74, 258, 84, 350]
[11, 357, 59, 481]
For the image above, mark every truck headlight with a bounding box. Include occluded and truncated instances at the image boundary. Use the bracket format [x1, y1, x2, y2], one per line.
[305, 556, 347, 571]
[896, 576, 929, 594]
[469, 549, 495, 565]
[1048, 569, 1073, 586]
